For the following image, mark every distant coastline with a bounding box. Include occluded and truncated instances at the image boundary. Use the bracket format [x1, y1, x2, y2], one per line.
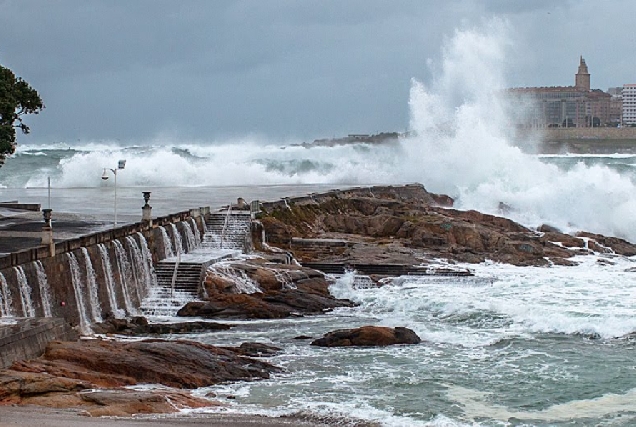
[298, 129, 636, 154]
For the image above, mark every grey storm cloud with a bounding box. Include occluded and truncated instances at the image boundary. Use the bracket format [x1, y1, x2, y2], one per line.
[1, 0, 635, 144]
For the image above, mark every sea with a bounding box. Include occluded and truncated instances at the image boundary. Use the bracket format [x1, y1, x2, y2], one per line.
[3, 22, 636, 427]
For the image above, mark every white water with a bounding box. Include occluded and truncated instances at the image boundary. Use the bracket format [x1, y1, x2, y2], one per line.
[113, 240, 138, 315]
[67, 252, 92, 335]
[188, 218, 202, 247]
[81, 247, 102, 323]
[137, 232, 158, 289]
[170, 223, 184, 255]
[97, 243, 125, 319]
[14, 266, 35, 317]
[0, 272, 14, 317]
[206, 262, 261, 294]
[159, 226, 175, 258]
[183, 221, 198, 252]
[8, 19, 635, 246]
[34, 261, 53, 317]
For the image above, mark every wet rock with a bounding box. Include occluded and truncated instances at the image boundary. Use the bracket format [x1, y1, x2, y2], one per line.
[256, 184, 636, 266]
[311, 326, 421, 347]
[227, 342, 282, 357]
[10, 339, 280, 389]
[77, 389, 219, 417]
[182, 261, 354, 320]
[92, 317, 232, 335]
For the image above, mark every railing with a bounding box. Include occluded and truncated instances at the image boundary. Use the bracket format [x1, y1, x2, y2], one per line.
[220, 205, 231, 249]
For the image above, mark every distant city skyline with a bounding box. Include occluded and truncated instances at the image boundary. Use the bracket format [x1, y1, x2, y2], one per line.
[1, 1, 636, 144]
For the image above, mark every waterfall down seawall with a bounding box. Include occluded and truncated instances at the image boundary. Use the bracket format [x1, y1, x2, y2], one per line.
[0, 207, 211, 335]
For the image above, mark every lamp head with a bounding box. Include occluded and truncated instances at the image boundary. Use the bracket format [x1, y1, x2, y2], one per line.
[101, 168, 109, 180]
[118, 159, 126, 170]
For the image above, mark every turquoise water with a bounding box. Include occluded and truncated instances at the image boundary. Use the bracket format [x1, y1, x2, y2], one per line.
[150, 258, 636, 426]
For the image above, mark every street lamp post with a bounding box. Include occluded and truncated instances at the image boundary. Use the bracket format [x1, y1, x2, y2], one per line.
[102, 159, 126, 226]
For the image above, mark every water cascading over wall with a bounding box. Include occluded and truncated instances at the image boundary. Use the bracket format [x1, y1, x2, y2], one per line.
[0, 211, 207, 330]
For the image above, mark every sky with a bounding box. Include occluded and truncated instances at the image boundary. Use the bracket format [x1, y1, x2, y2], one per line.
[1, 0, 635, 145]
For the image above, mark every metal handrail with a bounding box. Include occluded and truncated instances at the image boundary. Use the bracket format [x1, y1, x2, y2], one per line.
[220, 205, 231, 249]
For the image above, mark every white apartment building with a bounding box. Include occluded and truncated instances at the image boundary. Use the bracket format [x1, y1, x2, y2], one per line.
[624, 84, 636, 126]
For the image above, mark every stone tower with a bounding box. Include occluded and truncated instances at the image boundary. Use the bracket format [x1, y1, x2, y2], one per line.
[575, 56, 590, 91]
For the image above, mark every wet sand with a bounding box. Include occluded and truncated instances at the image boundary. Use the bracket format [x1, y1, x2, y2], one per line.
[0, 406, 339, 427]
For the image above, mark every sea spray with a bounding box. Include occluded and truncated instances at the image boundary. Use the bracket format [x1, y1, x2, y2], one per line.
[67, 252, 92, 335]
[35, 261, 53, 317]
[402, 20, 636, 241]
[14, 266, 35, 317]
[98, 244, 125, 319]
[0, 272, 15, 317]
[81, 247, 102, 323]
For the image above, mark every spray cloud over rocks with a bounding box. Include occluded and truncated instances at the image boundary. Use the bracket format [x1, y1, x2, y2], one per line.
[5, 19, 636, 241]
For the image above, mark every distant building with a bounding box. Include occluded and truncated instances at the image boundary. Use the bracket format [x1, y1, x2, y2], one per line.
[623, 84, 636, 126]
[608, 87, 623, 125]
[505, 57, 611, 128]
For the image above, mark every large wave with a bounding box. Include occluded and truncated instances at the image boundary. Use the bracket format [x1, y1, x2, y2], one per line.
[4, 19, 636, 242]
[400, 19, 636, 241]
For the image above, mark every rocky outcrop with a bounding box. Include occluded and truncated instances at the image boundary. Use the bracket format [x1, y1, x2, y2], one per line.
[0, 338, 280, 414]
[256, 184, 636, 266]
[311, 326, 421, 347]
[178, 260, 354, 319]
[91, 316, 232, 335]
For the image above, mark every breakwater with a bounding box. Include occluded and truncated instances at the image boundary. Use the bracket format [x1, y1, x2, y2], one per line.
[0, 208, 209, 330]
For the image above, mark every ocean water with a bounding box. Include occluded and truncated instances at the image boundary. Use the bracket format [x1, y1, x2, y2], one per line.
[3, 19, 636, 426]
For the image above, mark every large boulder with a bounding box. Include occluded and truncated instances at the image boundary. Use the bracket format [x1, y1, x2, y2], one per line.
[187, 261, 354, 320]
[311, 326, 421, 347]
[11, 339, 279, 389]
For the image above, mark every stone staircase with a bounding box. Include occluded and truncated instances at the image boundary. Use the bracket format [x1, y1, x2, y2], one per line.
[202, 211, 251, 251]
[140, 210, 252, 317]
[155, 261, 205, 295]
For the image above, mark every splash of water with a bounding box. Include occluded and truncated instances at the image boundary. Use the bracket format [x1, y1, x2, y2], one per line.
[170, 223, 184, 255]
[14, 266, 35, 317]
[81, 247, 103, 323]
[67, 252, 92, 334]
[113, 240, 139, 315]
[35, 261, 53, 317]
[402, 19, 636, 241]
[159, 226, 175, 258]
[0, 272, 15, 317]
[98, 243, 125, 319]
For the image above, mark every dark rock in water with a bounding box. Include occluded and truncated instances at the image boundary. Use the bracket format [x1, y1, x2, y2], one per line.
[91, 316, 232, 335]
[311, 326, 421, 347]
[294, 335, 313, 340]
[225, 342, 282, 357]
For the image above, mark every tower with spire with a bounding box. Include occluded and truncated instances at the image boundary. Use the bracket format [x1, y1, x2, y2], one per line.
[575, 56, 590, 91]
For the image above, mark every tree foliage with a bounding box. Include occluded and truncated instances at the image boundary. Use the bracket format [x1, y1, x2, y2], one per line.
[0, 65, 44, 165]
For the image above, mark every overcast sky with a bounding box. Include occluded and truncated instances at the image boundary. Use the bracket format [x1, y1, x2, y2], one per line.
[1, 0, 635, 145]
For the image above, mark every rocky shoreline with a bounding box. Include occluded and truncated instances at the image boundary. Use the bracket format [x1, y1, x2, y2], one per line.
[2, 183, 636, 421]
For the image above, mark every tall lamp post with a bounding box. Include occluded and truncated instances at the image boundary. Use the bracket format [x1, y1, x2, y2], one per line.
[102, 159, 126, 225]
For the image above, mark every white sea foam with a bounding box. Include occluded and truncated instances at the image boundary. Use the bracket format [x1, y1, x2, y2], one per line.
[447, 384, 636, 423]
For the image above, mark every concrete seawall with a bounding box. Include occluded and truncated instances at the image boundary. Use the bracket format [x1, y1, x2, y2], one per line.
[0, 318, 77, 368]
[0, 207, 210, 329]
